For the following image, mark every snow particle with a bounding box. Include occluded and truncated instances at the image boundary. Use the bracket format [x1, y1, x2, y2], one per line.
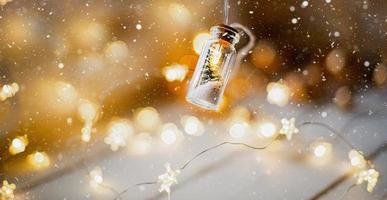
[301, 1, 309, 8]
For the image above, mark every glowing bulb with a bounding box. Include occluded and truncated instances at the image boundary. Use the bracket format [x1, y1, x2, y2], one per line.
[135, 107, 161, 131]
[312, 142, 332, 158]
[162, 64, 189, 82]
[266, 82, 290, 106]
[257, 122, 277, 138]
[89, 167, 103, 188]
[168, 4, 191, 26]
[104, 119, 134, 151]
[229, 122, 249, 138]
[9, 135, 28, 155]
[160, 123, 180, 145]
[28, 151, 50, 169]
[193, 33, 210, 54]
[78, 99, 99, 122]
[349, 150, 366, 169]
[180, 115, 204, 136]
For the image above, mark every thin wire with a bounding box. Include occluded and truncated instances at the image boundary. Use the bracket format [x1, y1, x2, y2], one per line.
[180, 140, 275, 170]
[338, 184, 357, 200]
[114, 140, 276, 199]
[298, 121, 356, 150]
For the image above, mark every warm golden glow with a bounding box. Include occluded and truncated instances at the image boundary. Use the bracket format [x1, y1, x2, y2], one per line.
[134, 107, 161, 131]
[160, 123, 181, 145]
[104, 40, 130, 63]
[326, 49, 346, 75]
[104, 119, 134, 151]
[162, 64, 189, 82]
[0, 83, 19, 101]
[348, 149, 366, 169]
[180, 115, 204, 136]
[28, 151, 50, 169]
[168, 4, 191, 26]
[0, 180, 16, 200]
[229, 122, 249, 139]
[311, 142, 332, 158]
[266, 82, 290, 106]
[257, 122, 277, 138]
[9, 135, 28, 155]
[89, 166, 103, 188]
[193, 33, 210, 54]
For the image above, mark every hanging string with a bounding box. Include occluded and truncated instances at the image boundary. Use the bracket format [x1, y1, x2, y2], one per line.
[230, 23, 256, 72]
[224, 0, 229, 25]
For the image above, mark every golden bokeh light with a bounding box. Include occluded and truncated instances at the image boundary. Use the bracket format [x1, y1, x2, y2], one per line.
[9, 135, 28, 155]
[0, 83, 19, 101]
[311, 141, 332, 158]
[168, 4, 191, 26]
[28, 151, 50, 169]
[193, 33, 210, 54]
[162, 64, 189, 82]
[134, 107, 161, 131]
[326, 49, 346, 75]
[89, 166, 103, 188]
[160, 123, 182, 145]
[180, 115, 204, 136]
[257, 122, 277, 138]
[266, 82, 290, 106]
[251, 41, 277, 69]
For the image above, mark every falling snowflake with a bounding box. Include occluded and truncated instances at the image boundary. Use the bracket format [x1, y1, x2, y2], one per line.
[158, 163, 181, 196]
[279, 118, 299, 140]
[356, 168, 379, 192]
[0, 180, 16, 200]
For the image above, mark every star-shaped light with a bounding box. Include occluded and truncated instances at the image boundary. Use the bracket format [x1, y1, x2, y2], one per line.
[0, 180, 16, 200]
[356, 168, 379, 192]
[279, 118, 299, 140]
[158, 163, 181, 195]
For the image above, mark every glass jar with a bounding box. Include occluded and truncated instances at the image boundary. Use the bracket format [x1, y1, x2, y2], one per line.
[186, 24, 240, 110]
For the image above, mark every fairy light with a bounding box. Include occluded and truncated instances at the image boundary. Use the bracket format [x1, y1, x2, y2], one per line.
[104, 119, 134, 151]
[89, 166, 103, 188]
[160, 123, 181, 145]
[158, 163, 180, 196]
[0, 83, 19, 101]
[266, 82, 290, 107]
[0, 180, 16, 200]
[193, 33, 210, 54]
[257, 122, 277, 138]
[229, 122, 249, 139]
[348, 149, 367, 169]
[162, 64, 189, 82]
[356, 168, 379, 192]
[180, 115, 204, 136]
[9, 135, 28, 155]
[28, 151, 50, 169]
[279, 118, 299, 140]
[311, 142, 332, 158]
[134, 107, 161, 131]
[78, 99, 100, 142]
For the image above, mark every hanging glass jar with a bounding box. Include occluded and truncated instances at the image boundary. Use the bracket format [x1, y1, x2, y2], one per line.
[186, 24, 240, 110]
